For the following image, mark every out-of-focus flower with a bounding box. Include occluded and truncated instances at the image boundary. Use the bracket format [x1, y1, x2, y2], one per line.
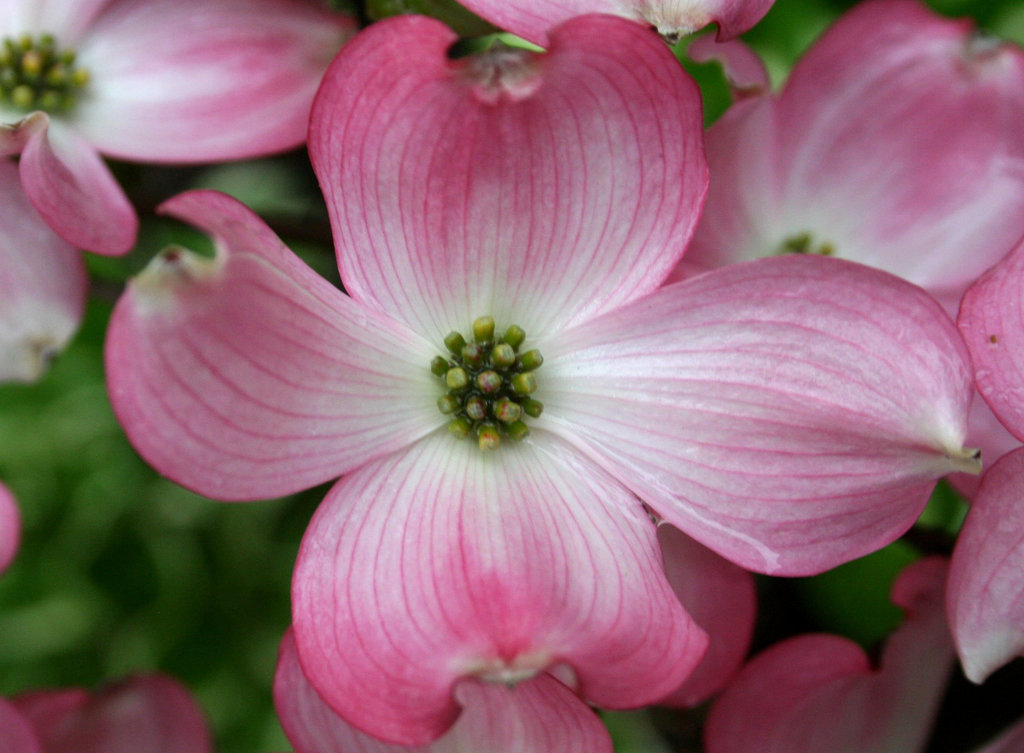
[107, 14, 978, 745]
[275, 628, 613, 753]
[679, 0, 1024, 493]
[0, 0, 355, 255]
[705, 558, 953, 753]
[0, 159, 85, 382]
[454, 0, 774, 46]
[0, 481, 20, 574]
[951, 237, 1024, 683]
[7, 675, 212, 753]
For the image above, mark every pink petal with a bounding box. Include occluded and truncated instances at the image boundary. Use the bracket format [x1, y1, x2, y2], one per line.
[13, 114, 136, 255]
[106, 190, 439, 502]
[686, 35, 769, 99]
[656, 524, 756, 706]
[0, 697, 41, 753]
[14, 676, 213, 753]
[310, 14, 706, 343]
[275, 629, 613, 753]
[705, 557, 952, 753]
[72, 0, 354, 162]
[948, 446, 1024, 683]
[0, 0, 112, 41]
[958, 236, 1024, 442]
[685, 0, 1024, 309]
[543, 255, 977, 575]
[0, 481, 20, 574]
[292, 431, 707, 745]
[455, 0, 774, 46]
[0, 159, 87, 383]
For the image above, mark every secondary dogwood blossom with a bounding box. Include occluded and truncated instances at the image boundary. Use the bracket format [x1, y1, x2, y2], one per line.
[950, 236, 1024, 683]
[0, 0, 354, 254]
[6, 675, 212, 753]
[275, 629, 614, 752]
[679, 0, 1024, 491]
[107, 14, 978, 745]
[706, 558, 953, 753]
[456, 0, 775, 46]
[0, 480, 19, 574]
[0, 160, 85, 382]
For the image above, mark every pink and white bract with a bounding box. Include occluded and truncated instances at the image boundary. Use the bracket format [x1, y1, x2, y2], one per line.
[705, 558, 953, 753]
[275, 629, 613, 753]
[0, 0, 355, 255]
[456, 0, 775, 46]
[106, 13, 978, 745]
[0, 160, 85, 383]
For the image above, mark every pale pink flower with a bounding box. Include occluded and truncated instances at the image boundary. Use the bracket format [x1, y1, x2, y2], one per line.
[0, 481, 20, 574]
[679, 0, 1024, 494]
[455, 0, 774, 46]
[9, 675, 212, 753]
[705, 558, 953, 753]
[106, 14, 978, 745]
[275, 628, 613, 753]
[0, 0, 355, 255]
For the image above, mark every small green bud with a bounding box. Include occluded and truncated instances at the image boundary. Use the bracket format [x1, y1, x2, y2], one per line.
[465, 396, 487, 421]
[449, 417, 472, 439]
[518, 349, 543, 371]
[494, 398, 521, 424]
[473, 315, 495, 343]
[511, 372, 537, 395]
[11, 84, 33, 109]
[430, 356, 450, 376]
[461, 342, 483, 366]
[505, 420, 530, 441]
[444, 331, 466, 354]
[477, 423, 501, 451]
[490, 342, 516, 369]
[445, 366, 469, 390]
[522, 399, 544, 418]
[437, 394, 460, 414]
[502, 324, 526, 350]
[477, 370, 502, 393]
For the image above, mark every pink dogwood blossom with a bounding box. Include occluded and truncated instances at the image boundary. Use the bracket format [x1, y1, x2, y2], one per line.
[705, 558, 953, 753]
[275, 628, 613, 753]
[0, 160, 85, 382]
[0, 0, 354, 255]
[456, 0, 775, 46]
[679, 0, 1024, 492]
[0, 481, 20, 574]
[106, 14, 978, 745]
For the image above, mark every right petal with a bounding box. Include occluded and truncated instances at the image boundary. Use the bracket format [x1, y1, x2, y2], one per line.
[275, 629, 613, 753]
[105, 190, 440, 501]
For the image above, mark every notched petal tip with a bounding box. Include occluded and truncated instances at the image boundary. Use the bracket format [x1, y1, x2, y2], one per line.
[455, 41, 544, 103]
[129, 245, 222, 314]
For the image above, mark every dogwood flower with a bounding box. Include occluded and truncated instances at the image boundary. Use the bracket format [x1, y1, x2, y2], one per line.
[455, 0, 775, 46]
[0, 480, 18, 574]
[275, 628, 613, 752]
[0, 0, 355, 255]
[106, 14, 978, 745]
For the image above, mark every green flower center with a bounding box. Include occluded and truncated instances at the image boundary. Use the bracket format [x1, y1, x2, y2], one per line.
[431, 316, 544, 451]
[0, 34, 90, 114]
[778, 232, 835, 256]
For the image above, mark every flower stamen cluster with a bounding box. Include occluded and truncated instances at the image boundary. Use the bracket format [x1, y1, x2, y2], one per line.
[779, 232, 835, 256]
[0, 34, 90, 113]
[431, 316, 543, 451]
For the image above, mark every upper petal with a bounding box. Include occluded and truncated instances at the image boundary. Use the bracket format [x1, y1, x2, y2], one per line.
[105, 190, 439, 501]
[72, 0, 355, 162]
[0, 482, 20, 574]
[543, 255, 977, 575]
[0, 160, 86, 383]
[705, 558, 952, 753]
[275, 629, 613, 753]
[948, 446, 1024, 683]
[310, 14, 706, 343]
[0, 0, 111, 41]
[292, 430, 707, 745]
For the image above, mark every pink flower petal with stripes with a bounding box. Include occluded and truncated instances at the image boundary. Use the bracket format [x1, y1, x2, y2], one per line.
[292, 431, 707, 745]
[0, 697, 40, 753]
[106, 190, 440, 501]
[310, 14, 706, 344]
[705, 557, 952, 753]
[275, 629, 613, 753]
[0, 482, 20, 574]
[543, 255, 977, 575]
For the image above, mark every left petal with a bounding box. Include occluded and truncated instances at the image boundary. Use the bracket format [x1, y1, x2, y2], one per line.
[292, 431, 707, 745]
[72, 0, 355, 162]
[0, 482, 20, 574]
[948, 446, 1024, 683]
[14, 675, 213, 753]
[310, 14, 706, 342]
[705, 558, 952, 753]
[0, 159, 87, 383]
[275, 629, 613, 753]
[543, 255, 977, 575]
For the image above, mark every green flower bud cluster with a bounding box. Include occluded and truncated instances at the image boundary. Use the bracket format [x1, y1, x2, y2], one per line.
[431, 316, 544, 451]
[0, 34, 90, 113]
[779, 231, 835, 257]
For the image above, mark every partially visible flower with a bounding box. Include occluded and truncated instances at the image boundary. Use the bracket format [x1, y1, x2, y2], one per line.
[679, 0, 1024, 493]
[0, 697, 39, 753]
[705, 558, 953, 753]
[275, 628, 613, 753]
[107, 14, 978, 745]
[0, 481, 20, 574]
[0, 0, 355, 254]
[0, 160, 85, 382]
[454, 0, 775, 46]
[9, 675, 212, 753]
